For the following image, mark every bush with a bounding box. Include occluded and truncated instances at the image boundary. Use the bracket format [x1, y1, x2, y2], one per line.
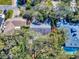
[5, 10, 13, 20]
[0, 10, 2, 14]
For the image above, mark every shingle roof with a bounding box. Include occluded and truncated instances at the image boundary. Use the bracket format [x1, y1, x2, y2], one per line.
[12, 20, 26, 26]
[4, 17, 26, 34]
[4, 22, 15, 34]
[5, 17, 26, 26]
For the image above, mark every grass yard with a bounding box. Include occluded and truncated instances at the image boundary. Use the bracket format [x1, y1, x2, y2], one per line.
[0, 0, 12, 5]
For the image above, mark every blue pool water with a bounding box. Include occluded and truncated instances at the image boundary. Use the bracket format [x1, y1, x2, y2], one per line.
[64, 47, 79, 54]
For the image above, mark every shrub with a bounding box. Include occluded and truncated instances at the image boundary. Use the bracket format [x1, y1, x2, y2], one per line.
[5, 10, 13, 20]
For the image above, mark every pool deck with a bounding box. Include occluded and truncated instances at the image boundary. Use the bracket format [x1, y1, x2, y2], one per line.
[57, 20, 79, 48]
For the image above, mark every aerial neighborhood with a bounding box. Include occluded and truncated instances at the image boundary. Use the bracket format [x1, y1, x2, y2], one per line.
[0, 0, 79, 59]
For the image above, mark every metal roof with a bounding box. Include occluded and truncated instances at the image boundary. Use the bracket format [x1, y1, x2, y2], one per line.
[30, 23, 51, 35]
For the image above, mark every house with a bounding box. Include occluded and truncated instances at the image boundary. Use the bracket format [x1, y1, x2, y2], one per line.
[4, 17, 26, 35]
[0, 14, 5, 33]
[30, 19, 51, 35]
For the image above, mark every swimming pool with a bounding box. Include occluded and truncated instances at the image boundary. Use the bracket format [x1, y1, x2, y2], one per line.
[64, 47, 79, 54]
[57, 19, 79, 54]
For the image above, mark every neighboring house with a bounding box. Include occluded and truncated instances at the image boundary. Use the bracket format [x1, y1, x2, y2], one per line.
[30, 24, 51, 35]
[0, 14, 5, 33]
[4, 17, 26, 35]
[30, 19, 51, 35]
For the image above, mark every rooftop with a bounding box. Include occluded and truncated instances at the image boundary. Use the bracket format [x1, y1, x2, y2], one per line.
[30, 18, 51, 35]
[4, 17, 26, 34]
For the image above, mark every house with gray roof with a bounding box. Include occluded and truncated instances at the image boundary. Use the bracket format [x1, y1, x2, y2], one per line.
[30, 18, 51, 35]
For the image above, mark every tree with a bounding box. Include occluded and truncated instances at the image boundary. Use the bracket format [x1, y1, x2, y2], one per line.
[61, 0, 70, 3]
[26, 0, 32, 10]
[0, 27, 71, 59]
[17, 0, 26, 6]
[23, 29, 67, 59]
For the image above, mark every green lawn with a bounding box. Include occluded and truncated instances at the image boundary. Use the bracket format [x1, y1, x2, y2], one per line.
[0, 10, 2, 13]
[0, 0, 12, 5]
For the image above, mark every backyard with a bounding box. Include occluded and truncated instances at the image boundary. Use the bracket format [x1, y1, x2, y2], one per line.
[0, 0, 12, 5]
